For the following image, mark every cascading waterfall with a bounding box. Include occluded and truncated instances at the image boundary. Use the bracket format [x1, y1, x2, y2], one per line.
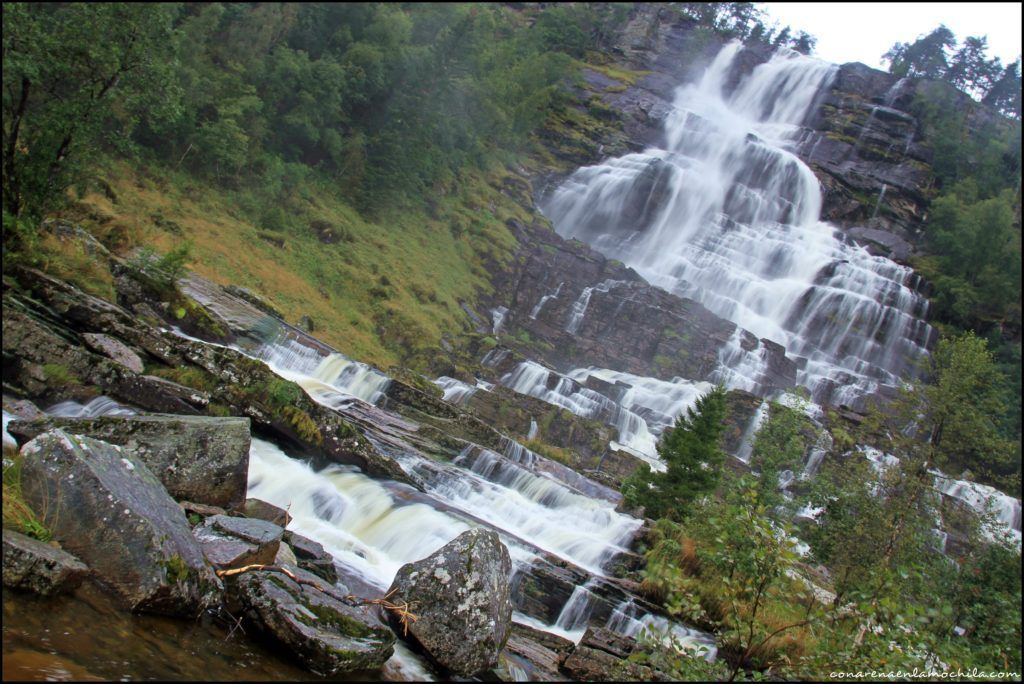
[252, 330, 391, 405]
[565, 280, 619, 334]
[605, 600, 717, 661]
[541, 42, 935, 407]
[553, 580, 599, 637]
[501, 360, 714, 470]
[433, 376, 479, 405]
[530, 282, 564, 320]
[46, 396, 136, 418]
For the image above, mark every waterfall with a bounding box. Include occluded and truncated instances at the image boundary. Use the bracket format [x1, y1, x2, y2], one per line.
[871, 183, 888, 220]
[530, 282, 564, 320]
[433, 376, 478, 405]
[500, 360, 717, 470]
[932, 472, 1022, 543]
[46, 396, 136, 418]
[491, 306, 509, 335]
[553, 580, 598, 636]
[605, 599, 717, 662]
[735, 400, 770, 463]
[565, 280, 619, 334]
[541, 43, 934, 407]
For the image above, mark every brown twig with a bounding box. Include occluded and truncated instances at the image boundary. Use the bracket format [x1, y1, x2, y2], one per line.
[344, 588, 419, 636]
[215, 565, 418, 635]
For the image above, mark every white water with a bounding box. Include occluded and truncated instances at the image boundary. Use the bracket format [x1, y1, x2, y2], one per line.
[530, 282, 564, 320]
[248, 438, 470, 588]
[432, 376, 478, 405]
[605, 599, 717, 661]
[932, 471, 1022, 543]
[47, 396, 136, 418]
[564, 280, 619, 334]
[542, 43, 935, 407]
[501, 360, 711, 470]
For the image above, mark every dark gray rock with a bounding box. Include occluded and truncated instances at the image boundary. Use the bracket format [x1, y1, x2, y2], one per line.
[387, 528, 513, 677]
[228, 563, 395, 676]
[194, 515, 282, 570]
[2, 528, 89, 596]
[81, 332, 145, 373]
[498, 622, 574, 681]
[284, 530, 339, 585]
[239, 498, 291, 527]
[19, 430, 222, 614]
[9, 414, 251, 509]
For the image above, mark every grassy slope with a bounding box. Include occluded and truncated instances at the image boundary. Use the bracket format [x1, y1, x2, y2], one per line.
[68, 158, 531, 371]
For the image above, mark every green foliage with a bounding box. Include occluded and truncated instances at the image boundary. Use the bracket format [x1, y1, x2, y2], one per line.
[749, 401, 812, 510]
[2, 450, 53, 542]
[621, 386, 728, 520]
[2, 3, 178, 220]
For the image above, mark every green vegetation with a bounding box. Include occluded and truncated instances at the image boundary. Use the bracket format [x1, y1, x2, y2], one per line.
[2, 450, 53, 543]
[626, 357, 1021, 679]
[621, 386, 728, 520]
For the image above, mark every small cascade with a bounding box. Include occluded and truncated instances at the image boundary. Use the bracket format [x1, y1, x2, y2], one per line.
[871, 183, 888, 220]
[851, 106, 879, 156]
[736, 400, 770, 463]
[530, 282, 564, 320]
[46, 396, 136, 418]
[932, 472, 1022, 543]
[2, 411, 18, 451]
[491, 306, 509, 335]
[605, 600, 717, 661]
[527, 418, 539, 440]
[553, 580, 599, 637]
[481, 347, 510, 368]
[250, 330, 391, 405]
[411, 443, 641, 573]
[800, 431, 833, 480]
[565, 280, 618, 334]
[433, 376, 478, 405]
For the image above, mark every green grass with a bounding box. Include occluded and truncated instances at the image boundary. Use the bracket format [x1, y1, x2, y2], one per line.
[2, 448, 53, 542]
[73, 157, 527, 372]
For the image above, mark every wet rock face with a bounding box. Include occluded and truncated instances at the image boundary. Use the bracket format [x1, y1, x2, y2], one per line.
[386, 528, 513, 677]
[194, 515, 283, 570]
[227, 563, 395, 676]
[18, 430, 222, 615]
[485, 220, 797, 393]
[9, 415, 251, 509]
[2, 529, 89, 596]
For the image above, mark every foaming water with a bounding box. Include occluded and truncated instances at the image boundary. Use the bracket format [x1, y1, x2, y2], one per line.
[542, 43, 934, 406]
[251, 330, 391, 405]
[501, 360, 710, 469]
[605, 599, 717, 661]
[46, 396, 136, 418]
[247, 438, 469, 588]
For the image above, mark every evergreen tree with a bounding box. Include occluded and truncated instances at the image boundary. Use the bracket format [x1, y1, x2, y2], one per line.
[621, 385, 728, 520]
[982, 58, 1022, 119]
[883, 25, 956, 79]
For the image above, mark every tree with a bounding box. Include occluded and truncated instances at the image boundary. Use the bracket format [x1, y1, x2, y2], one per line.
[749, 401, 811, 510]
[2, 3, 177, 219]
[946, 36, 1001, 97]
[983, 58, 1022, 119]
[883, 25, 956, 79]
[621, 386, 728, 520]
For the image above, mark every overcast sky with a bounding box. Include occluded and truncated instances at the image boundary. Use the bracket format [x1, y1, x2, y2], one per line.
[760, 3, 1022, 68]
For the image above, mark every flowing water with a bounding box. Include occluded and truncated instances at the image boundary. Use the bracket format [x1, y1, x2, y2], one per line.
[541, 43, 935, 408]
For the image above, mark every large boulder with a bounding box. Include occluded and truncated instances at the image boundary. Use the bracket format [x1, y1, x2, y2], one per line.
[227, 563, 395, 676]
[18, 430, 222, 615]
[386, 528, 513, 677]
[2, 528, 89, 596]
[9, 414, 251, 508]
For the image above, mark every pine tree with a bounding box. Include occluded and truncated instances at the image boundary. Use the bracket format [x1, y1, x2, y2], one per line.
[621, 385, 728, 520]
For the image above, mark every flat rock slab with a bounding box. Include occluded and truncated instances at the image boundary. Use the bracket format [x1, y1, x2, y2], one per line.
[228, 563, 395, 676]
[9, 414, 250, 508]
[19, 430, 222, 615]
[284, 530, 338, 584]
[2, 529, 89, 596]
[82, 333, 145, 373]
[194, 515, 282, 570]
[387, 528, 513, 677]
[240, 498, 290, 527]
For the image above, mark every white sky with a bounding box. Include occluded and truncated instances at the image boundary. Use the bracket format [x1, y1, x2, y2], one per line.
[760, 3, 1022, 68]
